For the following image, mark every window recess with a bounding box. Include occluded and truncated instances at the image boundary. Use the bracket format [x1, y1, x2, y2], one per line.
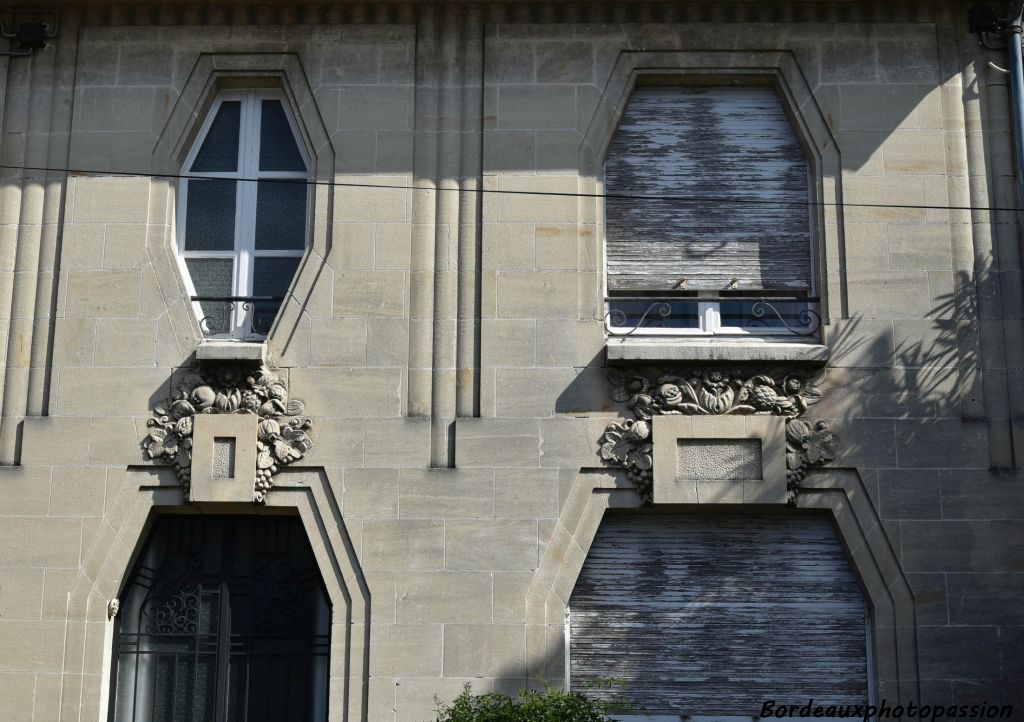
[568, 513, 871, 719]
[604, 86, 819, 338]
[109, 516, 330, 722]
[177, 90, 310, 340]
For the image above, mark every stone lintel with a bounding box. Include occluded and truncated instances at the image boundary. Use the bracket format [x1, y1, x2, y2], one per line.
[652, 415, 787, 504]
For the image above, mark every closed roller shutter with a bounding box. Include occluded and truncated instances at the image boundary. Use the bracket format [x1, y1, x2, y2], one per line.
[604, 86, 812, 293]
[569, 513, 869, 716]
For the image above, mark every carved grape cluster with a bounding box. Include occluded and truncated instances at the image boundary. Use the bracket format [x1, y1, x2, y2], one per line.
[144, 365, 314, 503]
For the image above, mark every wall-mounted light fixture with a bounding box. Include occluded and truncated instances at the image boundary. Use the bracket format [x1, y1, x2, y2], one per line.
[0, 13, 58, 57]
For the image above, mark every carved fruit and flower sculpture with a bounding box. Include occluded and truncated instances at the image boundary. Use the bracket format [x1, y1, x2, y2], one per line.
[144, 366, 313, 503]
[598, 366, 838, 503]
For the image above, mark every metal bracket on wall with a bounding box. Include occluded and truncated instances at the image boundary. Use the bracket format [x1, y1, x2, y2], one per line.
[0, 12, 58, 57]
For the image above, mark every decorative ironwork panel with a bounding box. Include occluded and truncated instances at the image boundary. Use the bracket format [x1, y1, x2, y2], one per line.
[190, 296, 285, 338]
[605, 296, 822, 337]
[112, 516, 330, 722]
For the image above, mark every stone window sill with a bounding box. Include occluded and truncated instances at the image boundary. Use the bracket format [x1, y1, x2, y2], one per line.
[606, 337, 828, 364]
[196, 339, 267, 363]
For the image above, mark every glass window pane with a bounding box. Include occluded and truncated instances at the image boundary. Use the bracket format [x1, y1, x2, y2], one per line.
[255, 181, 307, 251]
[607, 299, 699, 331]
[153, 656, 177, 722]
[259, 100, 306, 172]
[250, 257, 301, 335]
[190, 101, 240, 172]
[226, 657, 247, 722]
[185, 257, 234, 335]
[184, 179, 236, 251]
[193, 655, 217, 722]
[720, 299, 815, 332]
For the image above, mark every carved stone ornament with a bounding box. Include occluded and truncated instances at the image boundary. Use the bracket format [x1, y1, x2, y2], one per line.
[598, 366, 839, 503]
[143, 365, 313, 503]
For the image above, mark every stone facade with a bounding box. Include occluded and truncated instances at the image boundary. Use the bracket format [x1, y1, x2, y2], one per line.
[0, 1, 1021, 721]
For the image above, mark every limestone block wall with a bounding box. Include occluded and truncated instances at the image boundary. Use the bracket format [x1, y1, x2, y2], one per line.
[0, 2, 1021, 722]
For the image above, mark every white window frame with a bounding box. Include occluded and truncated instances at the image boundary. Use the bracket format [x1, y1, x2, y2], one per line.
[176, 89, 311, 340]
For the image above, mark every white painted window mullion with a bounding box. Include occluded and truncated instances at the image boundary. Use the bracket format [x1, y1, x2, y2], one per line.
[698, 300, 719, 334]
[236, 91, 261, 335]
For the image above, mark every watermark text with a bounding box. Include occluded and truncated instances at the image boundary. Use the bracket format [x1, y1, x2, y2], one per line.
[760, 699, 1013, 720]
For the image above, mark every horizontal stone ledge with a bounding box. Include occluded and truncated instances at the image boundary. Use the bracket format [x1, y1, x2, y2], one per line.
[195, 340, 267, 363]
[606, 338, 829, 364]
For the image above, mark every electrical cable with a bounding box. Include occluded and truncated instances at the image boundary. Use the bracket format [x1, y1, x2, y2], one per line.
[0, 162, 1021, 214]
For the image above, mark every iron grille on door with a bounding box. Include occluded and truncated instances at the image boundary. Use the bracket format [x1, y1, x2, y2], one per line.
[111, 516, 330, 722]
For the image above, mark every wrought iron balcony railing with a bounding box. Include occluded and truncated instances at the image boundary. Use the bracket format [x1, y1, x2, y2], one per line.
[190, 295, 285, 338]
[606, 295, 822, 337]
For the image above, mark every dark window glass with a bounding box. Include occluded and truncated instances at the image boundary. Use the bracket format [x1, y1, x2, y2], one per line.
[111, 516, 330, 722]
[185, 257, 234, 335]
[607, 298, 699, 330]
[254, 180, 307, 250]
[259, 100, 306, 172]
[250, 257, 301, 335]
[184, 179, 236, 251]
[720, 298, 812, 330]
[190, 101, 241, 172]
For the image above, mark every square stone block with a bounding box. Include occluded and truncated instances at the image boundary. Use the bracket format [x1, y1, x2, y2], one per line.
[652, 415, 787, 505]
[190, 414, 258, 503]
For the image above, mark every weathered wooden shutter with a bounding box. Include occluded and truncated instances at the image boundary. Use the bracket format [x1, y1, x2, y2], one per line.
[569, 513, 868, 716]
[605, 86, 811, 292]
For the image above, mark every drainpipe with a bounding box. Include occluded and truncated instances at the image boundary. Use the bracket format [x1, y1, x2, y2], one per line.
[1007, 1, 1024, 208]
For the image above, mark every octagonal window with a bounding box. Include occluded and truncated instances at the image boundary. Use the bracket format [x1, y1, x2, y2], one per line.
[177, 90, 310, 339]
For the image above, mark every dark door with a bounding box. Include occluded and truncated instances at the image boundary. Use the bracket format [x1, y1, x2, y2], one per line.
[111, 515, 330, 722]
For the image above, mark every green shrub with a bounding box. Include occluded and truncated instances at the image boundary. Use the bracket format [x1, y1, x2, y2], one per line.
[431, 684, 621, 722]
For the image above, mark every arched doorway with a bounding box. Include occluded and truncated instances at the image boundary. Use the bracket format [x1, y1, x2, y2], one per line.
[110, 515, 330, 722]
[569, 511, 871, 718]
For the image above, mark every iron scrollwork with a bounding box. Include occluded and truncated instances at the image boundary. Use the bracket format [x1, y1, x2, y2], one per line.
[749, 300, 822, 336]
[191, 295, 284, 337]
[604, 301, 673, 336]
[143, 584, 202, 634]
[598, 365, 839, 503]
[605, 296, 821, 336]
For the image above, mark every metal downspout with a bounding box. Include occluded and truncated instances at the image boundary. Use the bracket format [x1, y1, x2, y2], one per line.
[1006, 0, 1024, 466]
[1009, 1, 1024, 208]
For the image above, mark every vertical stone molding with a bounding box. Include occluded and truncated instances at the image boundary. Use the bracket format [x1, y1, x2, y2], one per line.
[408, 4, 486, 466]
[0, 10, 82, 464]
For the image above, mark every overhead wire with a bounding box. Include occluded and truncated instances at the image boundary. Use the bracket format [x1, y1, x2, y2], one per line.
[0, 162, 1020, 214]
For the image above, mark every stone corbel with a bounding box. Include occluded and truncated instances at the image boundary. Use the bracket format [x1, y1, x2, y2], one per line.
[597, 365, 839, 504]
[142, 365, 314, 503]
